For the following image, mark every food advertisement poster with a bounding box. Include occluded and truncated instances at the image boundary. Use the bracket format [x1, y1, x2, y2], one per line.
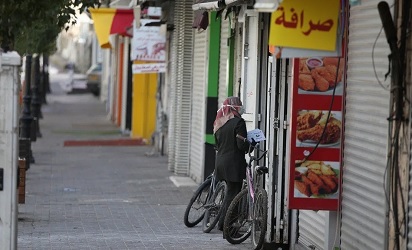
[269, 0, 340, 51]
[288, 55, 345, 210]
[131, 20, 166, 62]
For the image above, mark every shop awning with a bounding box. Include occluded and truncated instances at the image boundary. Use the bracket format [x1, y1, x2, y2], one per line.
[89, 8, 134, 48]
[192, 0, 243, 11]
[192, 0, 247, 30]
[192, 0, 282, 12]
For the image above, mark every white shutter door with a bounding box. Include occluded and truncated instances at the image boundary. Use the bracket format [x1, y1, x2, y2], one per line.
[173, 0, 194, 175]
[408, 150, 412, 248]
[298, 211, 326, 249]
[121, 37, 129, 132]
[340, 1, 392, 249]
[190, 30, 208, 182]
[167, 14, 179, 172]
[218, 14, 230, 105]
[240, 11, 259, 131]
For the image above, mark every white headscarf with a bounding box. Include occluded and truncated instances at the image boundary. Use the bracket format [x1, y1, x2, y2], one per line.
[213, 97, 242, 134]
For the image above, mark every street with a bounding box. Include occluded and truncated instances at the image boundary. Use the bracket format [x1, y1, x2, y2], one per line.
[17, 70, 253, 250]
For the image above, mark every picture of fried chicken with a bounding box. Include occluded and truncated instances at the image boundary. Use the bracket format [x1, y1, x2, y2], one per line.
[295, 180, 311, 197]
[325, 65, 342, 86]
[297, 121, 341, 144]
[296, 110, 322, 131]
[296, 111, 342, 145]
[294, 161, 339, 198]
[311, 69, 330, 92]
[299, 59, 311, 74]
[298, 57, 345, 92]
[312, 66, 336, 86]
[299, 74, 315, 91]
[322, 57, 345, 68]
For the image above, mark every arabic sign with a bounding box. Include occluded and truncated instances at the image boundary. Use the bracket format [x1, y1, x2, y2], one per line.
[269, 0, 340, 51]
[288, 55, 346, 210]
[131, 19, 166, 62]
[132, 63, 166, 74]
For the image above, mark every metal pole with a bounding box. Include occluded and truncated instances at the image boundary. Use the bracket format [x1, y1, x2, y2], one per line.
[31, 54, 42, 138]
[20, 55, 35, 167]
[41, 54, 47, 104]
[20, 55, 33, 139]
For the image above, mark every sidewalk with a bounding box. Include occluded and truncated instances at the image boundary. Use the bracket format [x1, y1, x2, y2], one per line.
[17, 71, 253, 249]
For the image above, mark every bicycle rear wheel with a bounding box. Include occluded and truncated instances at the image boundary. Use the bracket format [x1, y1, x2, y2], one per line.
[202, 181, 227, 233]
[223, 188, 251, 244]
[252, 188, 268, 250]
[183, 178, 211, 227]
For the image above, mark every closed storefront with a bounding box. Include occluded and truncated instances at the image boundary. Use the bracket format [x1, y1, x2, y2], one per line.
[189, 30, 208, 182]
[218, 14, 231, 104]
[167, 0, 194, 175]
[340, 1, 392, 249]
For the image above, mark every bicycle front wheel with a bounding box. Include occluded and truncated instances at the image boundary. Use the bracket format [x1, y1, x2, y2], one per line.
[223, 188, 251, 244]
[183, 178, 211, 227]
[202, 181, 227, 233]
[252, 188, 268, 250]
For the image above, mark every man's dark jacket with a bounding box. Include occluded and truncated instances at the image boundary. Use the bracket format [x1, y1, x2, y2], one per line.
[214, 117, 250, 182]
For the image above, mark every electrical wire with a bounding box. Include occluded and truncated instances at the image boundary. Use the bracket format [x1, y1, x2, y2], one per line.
[387, 0, 410, 246]
[372, 26, 391, 91]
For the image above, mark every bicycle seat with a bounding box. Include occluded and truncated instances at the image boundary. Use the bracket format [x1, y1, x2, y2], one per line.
[255, 166, 268, 174]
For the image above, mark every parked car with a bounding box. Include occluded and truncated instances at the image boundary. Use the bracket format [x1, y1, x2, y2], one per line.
[86, 63, 102, 96]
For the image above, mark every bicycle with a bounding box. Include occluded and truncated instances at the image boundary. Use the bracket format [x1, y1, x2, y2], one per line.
[183, 168, 227, 233]
[223, 134, 269, 250]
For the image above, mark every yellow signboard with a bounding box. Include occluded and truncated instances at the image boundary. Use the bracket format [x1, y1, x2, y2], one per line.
[269, 0, 340, 51]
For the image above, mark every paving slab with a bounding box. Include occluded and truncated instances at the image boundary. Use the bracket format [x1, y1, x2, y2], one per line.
[17, 71, 253, 249]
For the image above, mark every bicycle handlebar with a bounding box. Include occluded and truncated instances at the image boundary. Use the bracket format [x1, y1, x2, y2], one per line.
[236, 134, 268, 162]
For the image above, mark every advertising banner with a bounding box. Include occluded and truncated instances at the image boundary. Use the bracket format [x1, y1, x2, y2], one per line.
[131, 20, 166, 62]
[132, 63, 166, 74]
[288, 56, 345, 210]
[269, 0, 340, 51]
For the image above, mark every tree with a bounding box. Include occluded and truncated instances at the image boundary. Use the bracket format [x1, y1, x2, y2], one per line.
[0, 0, 101, 53]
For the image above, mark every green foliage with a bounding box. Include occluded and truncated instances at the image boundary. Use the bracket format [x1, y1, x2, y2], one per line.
[0, 0, 101, 53]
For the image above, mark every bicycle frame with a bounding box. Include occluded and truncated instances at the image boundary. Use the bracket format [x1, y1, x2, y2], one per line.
[236, 134, 268, 222]
[222, 134, 269, 247]
[204, 171, 219, 205]
[246, 158, 266, 221]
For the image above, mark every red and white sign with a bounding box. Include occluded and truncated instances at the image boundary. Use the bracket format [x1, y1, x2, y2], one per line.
[288, 55, 345, 210]
[132, 63, 166, 74]
[131, 19, 166, 62]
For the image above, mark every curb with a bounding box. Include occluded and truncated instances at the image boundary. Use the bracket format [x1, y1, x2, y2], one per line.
[63, 138, 146, 147]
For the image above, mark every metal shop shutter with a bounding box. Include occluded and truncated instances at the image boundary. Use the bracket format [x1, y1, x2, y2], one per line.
[189, 30, 208, 182]
[168, 0, 194, 175]
[167, 8, 179, 172]
[340, 1, 392, 249]
[409, 150, 412, 248]
[218, 14, 230, 106]
[298, 211, 326, 249]
[167, 32, 178, 172]
[174, 0, 194, 175]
